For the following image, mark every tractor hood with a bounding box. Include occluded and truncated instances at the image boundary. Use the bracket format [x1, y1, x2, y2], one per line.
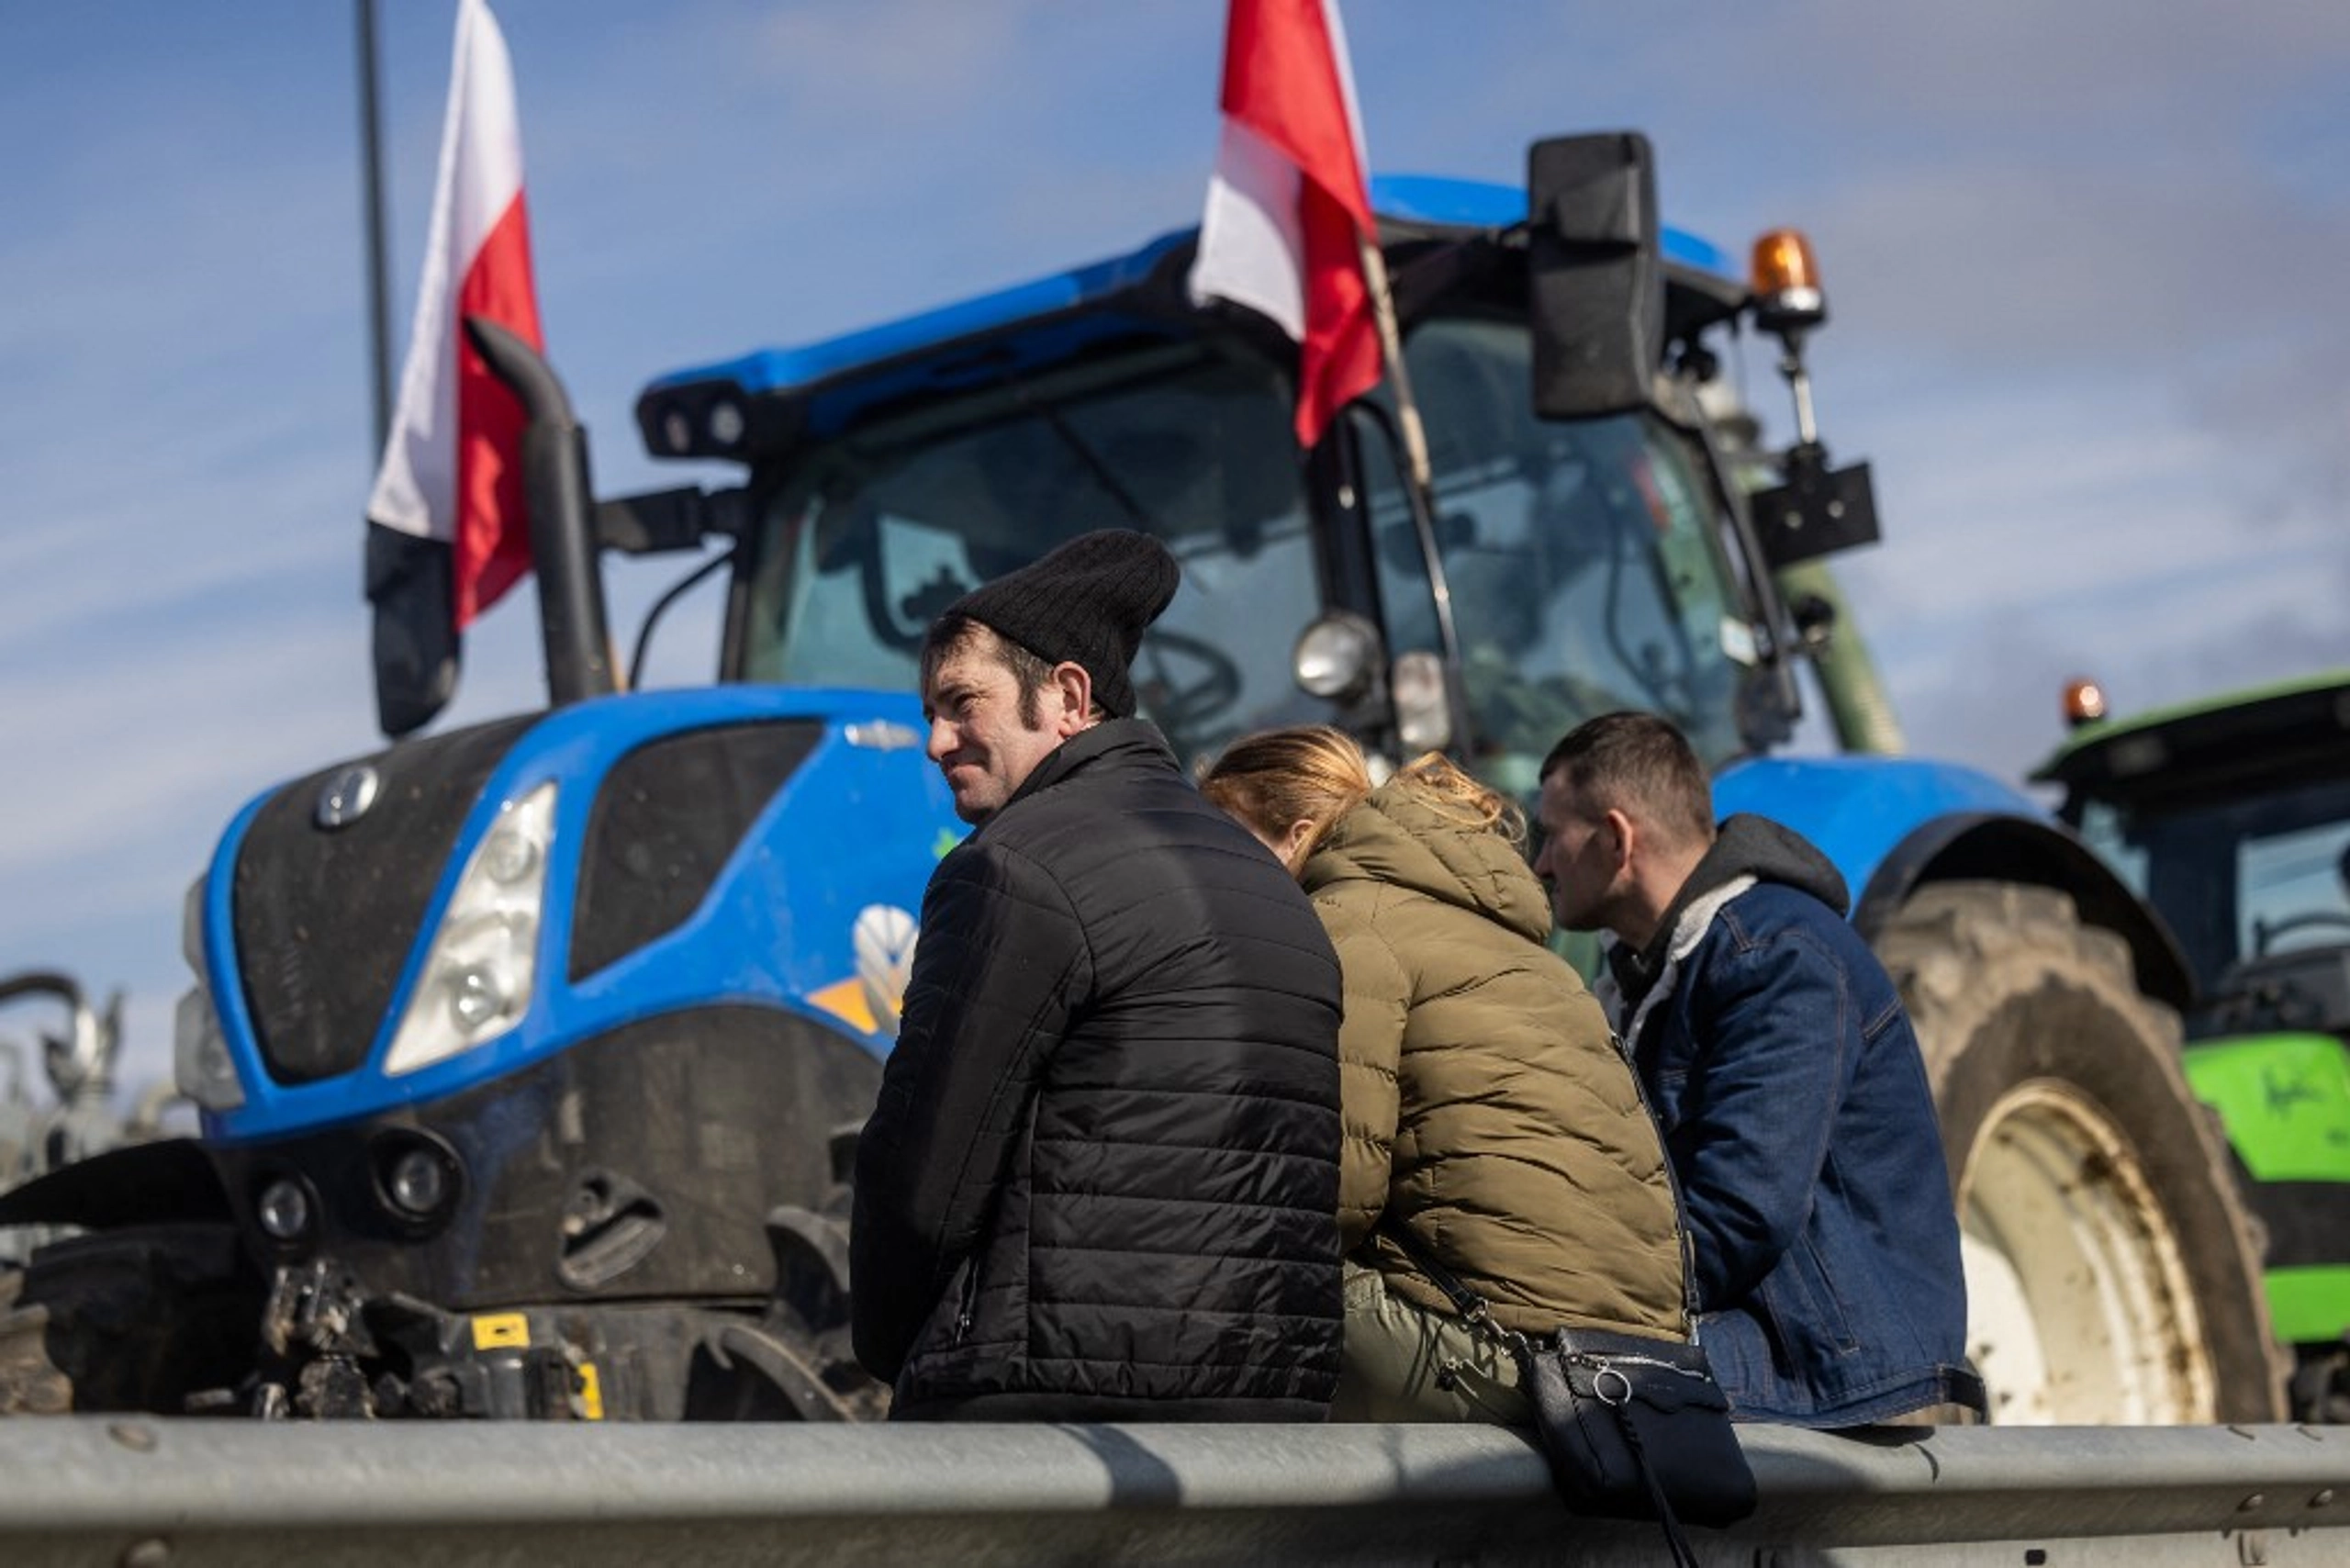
[183, 688, 961, 1145]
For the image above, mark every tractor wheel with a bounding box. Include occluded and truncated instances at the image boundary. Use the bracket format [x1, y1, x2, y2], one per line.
[1875, 880, 2287, 1424]
[0, 1225, 263, 1416]
[0, 1269, 73, 1416]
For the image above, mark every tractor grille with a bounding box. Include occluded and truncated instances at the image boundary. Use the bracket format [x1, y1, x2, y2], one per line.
[569, 721, 823, 982]
[232, 716, 538, 1086]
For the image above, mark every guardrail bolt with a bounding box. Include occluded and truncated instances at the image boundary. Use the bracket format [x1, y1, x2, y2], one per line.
[119, 1539, 170, 1568]
[2311, 1488, 2336, 1508]
[106, 1422, 157, 1454]
[2236, 1493, 2265, 1511]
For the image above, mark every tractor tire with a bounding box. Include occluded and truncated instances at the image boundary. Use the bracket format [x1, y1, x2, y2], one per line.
[1875, 880, 2287, 1424]
[0, 1224, 263, 1417]
[0, 1269, 74, 1416]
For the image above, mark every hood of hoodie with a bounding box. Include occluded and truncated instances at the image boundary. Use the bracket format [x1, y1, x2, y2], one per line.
[1300, 780, 1551, 945]
[1608, 812, 1849, 1006]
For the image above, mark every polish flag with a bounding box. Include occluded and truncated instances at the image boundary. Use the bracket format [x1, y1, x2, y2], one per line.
[367, 0, 543, 650]
[1189, 0, 1382, 449]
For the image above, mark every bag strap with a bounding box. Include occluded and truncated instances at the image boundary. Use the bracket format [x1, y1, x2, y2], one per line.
[1615, 1404, 1705, 1568]
[1373, 1215, 1522, 1354]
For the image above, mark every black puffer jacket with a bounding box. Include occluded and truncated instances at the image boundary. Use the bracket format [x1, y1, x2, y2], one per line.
[851, 720, 1345, 1420]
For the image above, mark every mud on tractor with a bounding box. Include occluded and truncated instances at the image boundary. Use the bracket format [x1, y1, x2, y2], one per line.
[0, 133, 2286, 1425]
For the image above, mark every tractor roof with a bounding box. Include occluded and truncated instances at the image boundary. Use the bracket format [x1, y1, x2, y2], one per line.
[2031, 670, 2350, 809]
[634, 174, 1744, 460]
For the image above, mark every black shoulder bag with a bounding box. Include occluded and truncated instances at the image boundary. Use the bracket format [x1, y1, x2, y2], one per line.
[1380, 1223, 1755, 1565]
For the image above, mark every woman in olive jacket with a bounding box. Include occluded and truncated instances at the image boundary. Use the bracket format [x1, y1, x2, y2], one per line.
[1203, 727, 1688, 1421]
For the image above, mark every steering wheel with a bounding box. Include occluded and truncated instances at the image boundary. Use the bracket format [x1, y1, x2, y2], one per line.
[2253, 911, 2350, 956]
[1134, 627, 1244, 745]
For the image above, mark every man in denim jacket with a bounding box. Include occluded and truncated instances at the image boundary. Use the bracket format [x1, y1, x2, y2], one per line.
[1534, 711, 1983, 1427]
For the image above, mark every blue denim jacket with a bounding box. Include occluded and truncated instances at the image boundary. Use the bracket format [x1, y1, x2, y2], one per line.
[1607, 816, 1980, 1428]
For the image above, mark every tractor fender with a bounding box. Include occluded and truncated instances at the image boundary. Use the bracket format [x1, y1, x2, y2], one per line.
[1712, 755, 2191, 1013]
[1851, 811, 2193, 1014]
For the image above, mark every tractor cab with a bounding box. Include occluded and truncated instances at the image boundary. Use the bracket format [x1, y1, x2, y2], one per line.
[2038, 672, 2350, 1043]
[633, 151, 1872, 796]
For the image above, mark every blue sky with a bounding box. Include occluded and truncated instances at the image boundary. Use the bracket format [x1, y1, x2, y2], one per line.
[2, 1, 2345, 1091]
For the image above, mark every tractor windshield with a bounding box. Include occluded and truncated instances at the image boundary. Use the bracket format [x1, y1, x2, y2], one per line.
[739, 342, 1331, 768]
[1358, 315, 1754, 786]
[737, 314, 1761, 778]
[2078, 775, 2350, 1002]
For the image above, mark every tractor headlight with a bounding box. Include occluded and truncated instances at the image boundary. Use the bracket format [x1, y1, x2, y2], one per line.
[382, 782, 557, 1078]
[371, 1131, 464, 1230]
[254, 1175, 314, 1243]
[1392, 651, 1453, 753]
[1292, 612, 1382, 704]
[173, 986, 244, 1112]
[180, 872, 207, 971]
[173, 876, 244, 1111]
[388, 1148, 450, 1215]
[706, 398, 746, 450]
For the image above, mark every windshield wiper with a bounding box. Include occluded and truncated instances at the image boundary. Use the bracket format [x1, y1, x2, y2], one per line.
[1005, 381, 1161, 535]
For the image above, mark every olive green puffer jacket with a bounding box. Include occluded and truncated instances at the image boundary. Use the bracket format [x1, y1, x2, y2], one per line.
[1304, 781, 1688, 1338]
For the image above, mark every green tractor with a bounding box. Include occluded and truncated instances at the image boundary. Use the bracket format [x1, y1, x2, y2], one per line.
[2035, 671, 2350, 1420]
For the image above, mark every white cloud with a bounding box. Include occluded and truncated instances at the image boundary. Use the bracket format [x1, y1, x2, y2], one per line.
[1830, 363, 2350, 780]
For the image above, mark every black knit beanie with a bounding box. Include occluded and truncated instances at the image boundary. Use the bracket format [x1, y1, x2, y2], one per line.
[938, 530, 1181, 718]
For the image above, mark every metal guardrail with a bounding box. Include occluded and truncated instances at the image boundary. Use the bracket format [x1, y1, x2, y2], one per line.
[2, 1417, 2346, 1566]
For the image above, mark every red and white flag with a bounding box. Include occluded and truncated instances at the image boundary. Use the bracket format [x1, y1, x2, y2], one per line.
[367, 0, 543, 634]
[1188, 0, 1382, 448]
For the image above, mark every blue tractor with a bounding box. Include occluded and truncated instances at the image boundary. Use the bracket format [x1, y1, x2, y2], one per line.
[0, 134, 2283, 1424]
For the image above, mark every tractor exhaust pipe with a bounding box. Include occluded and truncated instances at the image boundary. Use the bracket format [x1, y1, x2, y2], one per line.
[464, 316, 617, 709]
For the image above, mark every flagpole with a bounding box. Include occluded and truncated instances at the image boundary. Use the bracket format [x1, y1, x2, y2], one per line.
[1355, 238, 1432, 493]
[356, 0, 394, 454]
[1356, 233, 1472, 749]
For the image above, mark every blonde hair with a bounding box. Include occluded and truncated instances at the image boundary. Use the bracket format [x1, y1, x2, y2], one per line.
[1391, 751, 1527, 846]
[1200, 725, 1373, 861]
[1202, 730, 1527, 858]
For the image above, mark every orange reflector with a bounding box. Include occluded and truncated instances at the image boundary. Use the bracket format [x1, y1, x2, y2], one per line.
[1751, 229, 1821, 298]
[2063, 677, 2109, 727]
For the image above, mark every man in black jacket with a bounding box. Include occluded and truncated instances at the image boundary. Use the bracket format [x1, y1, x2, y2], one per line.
[850, 529, 1346, 1420]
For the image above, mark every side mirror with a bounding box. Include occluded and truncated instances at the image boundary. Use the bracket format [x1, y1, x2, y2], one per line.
[1527, 132, 1664, 420]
